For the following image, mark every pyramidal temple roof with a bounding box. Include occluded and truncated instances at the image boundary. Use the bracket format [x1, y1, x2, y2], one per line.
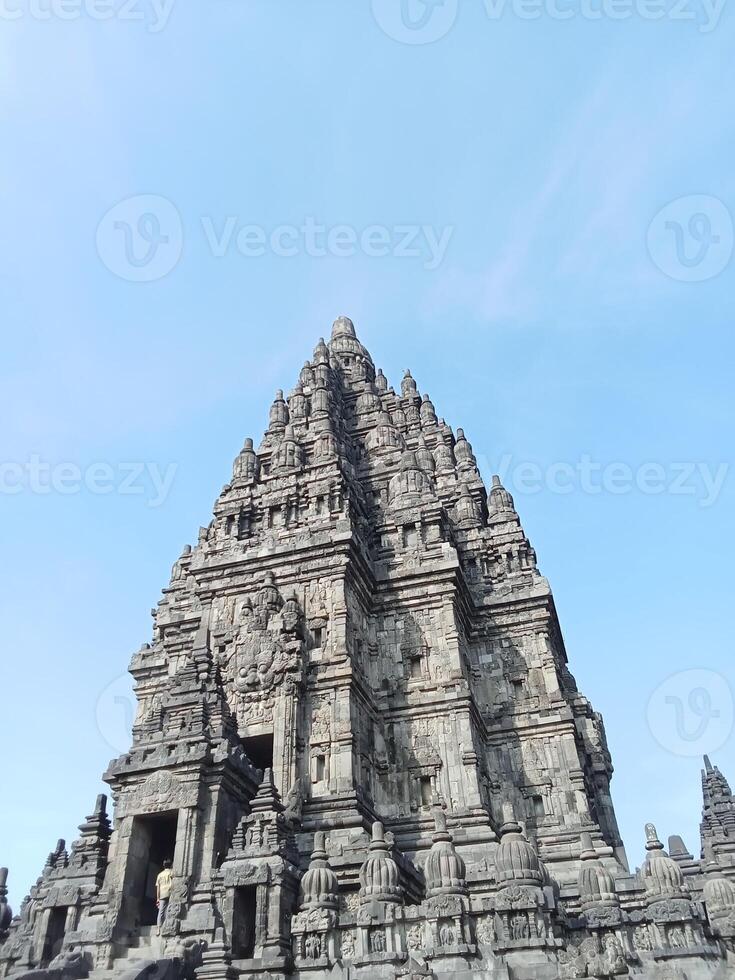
[190, 315, 540, 593]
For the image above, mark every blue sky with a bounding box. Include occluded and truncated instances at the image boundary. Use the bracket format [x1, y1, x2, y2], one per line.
[1, 0, 734, 908]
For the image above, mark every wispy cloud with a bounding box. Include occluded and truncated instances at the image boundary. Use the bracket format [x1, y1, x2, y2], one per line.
[427, 31, 735, 325]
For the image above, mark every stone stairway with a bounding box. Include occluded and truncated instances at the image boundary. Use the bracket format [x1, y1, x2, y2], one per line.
[119, 926, 162, 960]
[87, 927, 168, 980]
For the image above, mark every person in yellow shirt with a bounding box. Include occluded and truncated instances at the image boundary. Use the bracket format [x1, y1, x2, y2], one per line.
[155, 859, 173, 936]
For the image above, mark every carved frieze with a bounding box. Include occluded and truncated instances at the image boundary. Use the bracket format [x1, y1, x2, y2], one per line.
[221, 862, 271, 888]
[217, 576, 305, 725]
[311, 701, 332, 743]
[117, 770, 197, 817]
[292, 908, 337, 934]
[559, 935, 628, 978]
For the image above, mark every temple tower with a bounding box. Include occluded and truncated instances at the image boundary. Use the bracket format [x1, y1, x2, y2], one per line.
[3, 316, 731, 980]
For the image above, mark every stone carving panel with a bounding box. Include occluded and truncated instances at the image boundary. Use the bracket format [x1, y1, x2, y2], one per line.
[217, 575, 305, 729]
[117, 770, 195, 817]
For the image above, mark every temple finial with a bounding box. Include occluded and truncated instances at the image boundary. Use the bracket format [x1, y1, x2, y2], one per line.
[331, 315, 356, 340]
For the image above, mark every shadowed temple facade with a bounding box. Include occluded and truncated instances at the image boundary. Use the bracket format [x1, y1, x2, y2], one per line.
[2, 317, 734, 980]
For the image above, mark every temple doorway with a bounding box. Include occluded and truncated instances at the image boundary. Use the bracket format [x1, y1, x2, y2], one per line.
[127, 811, 179, 927]
[241, 733, 274, 775]
[231, 885, 257, 958]
[42, 907, 67, 964]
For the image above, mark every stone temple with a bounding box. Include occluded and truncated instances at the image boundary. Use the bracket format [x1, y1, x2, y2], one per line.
[2, 317, 734, 980]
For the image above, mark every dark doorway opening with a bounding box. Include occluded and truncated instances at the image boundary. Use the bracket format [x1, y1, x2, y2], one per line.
[130, 811, 179, 927]
[241, 734, 274, 774]
[42, 907, 68, 964]
[232, 886, 257, 958]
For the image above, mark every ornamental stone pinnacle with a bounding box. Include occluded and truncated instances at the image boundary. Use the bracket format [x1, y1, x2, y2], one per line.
[1, 316, 732, 979]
